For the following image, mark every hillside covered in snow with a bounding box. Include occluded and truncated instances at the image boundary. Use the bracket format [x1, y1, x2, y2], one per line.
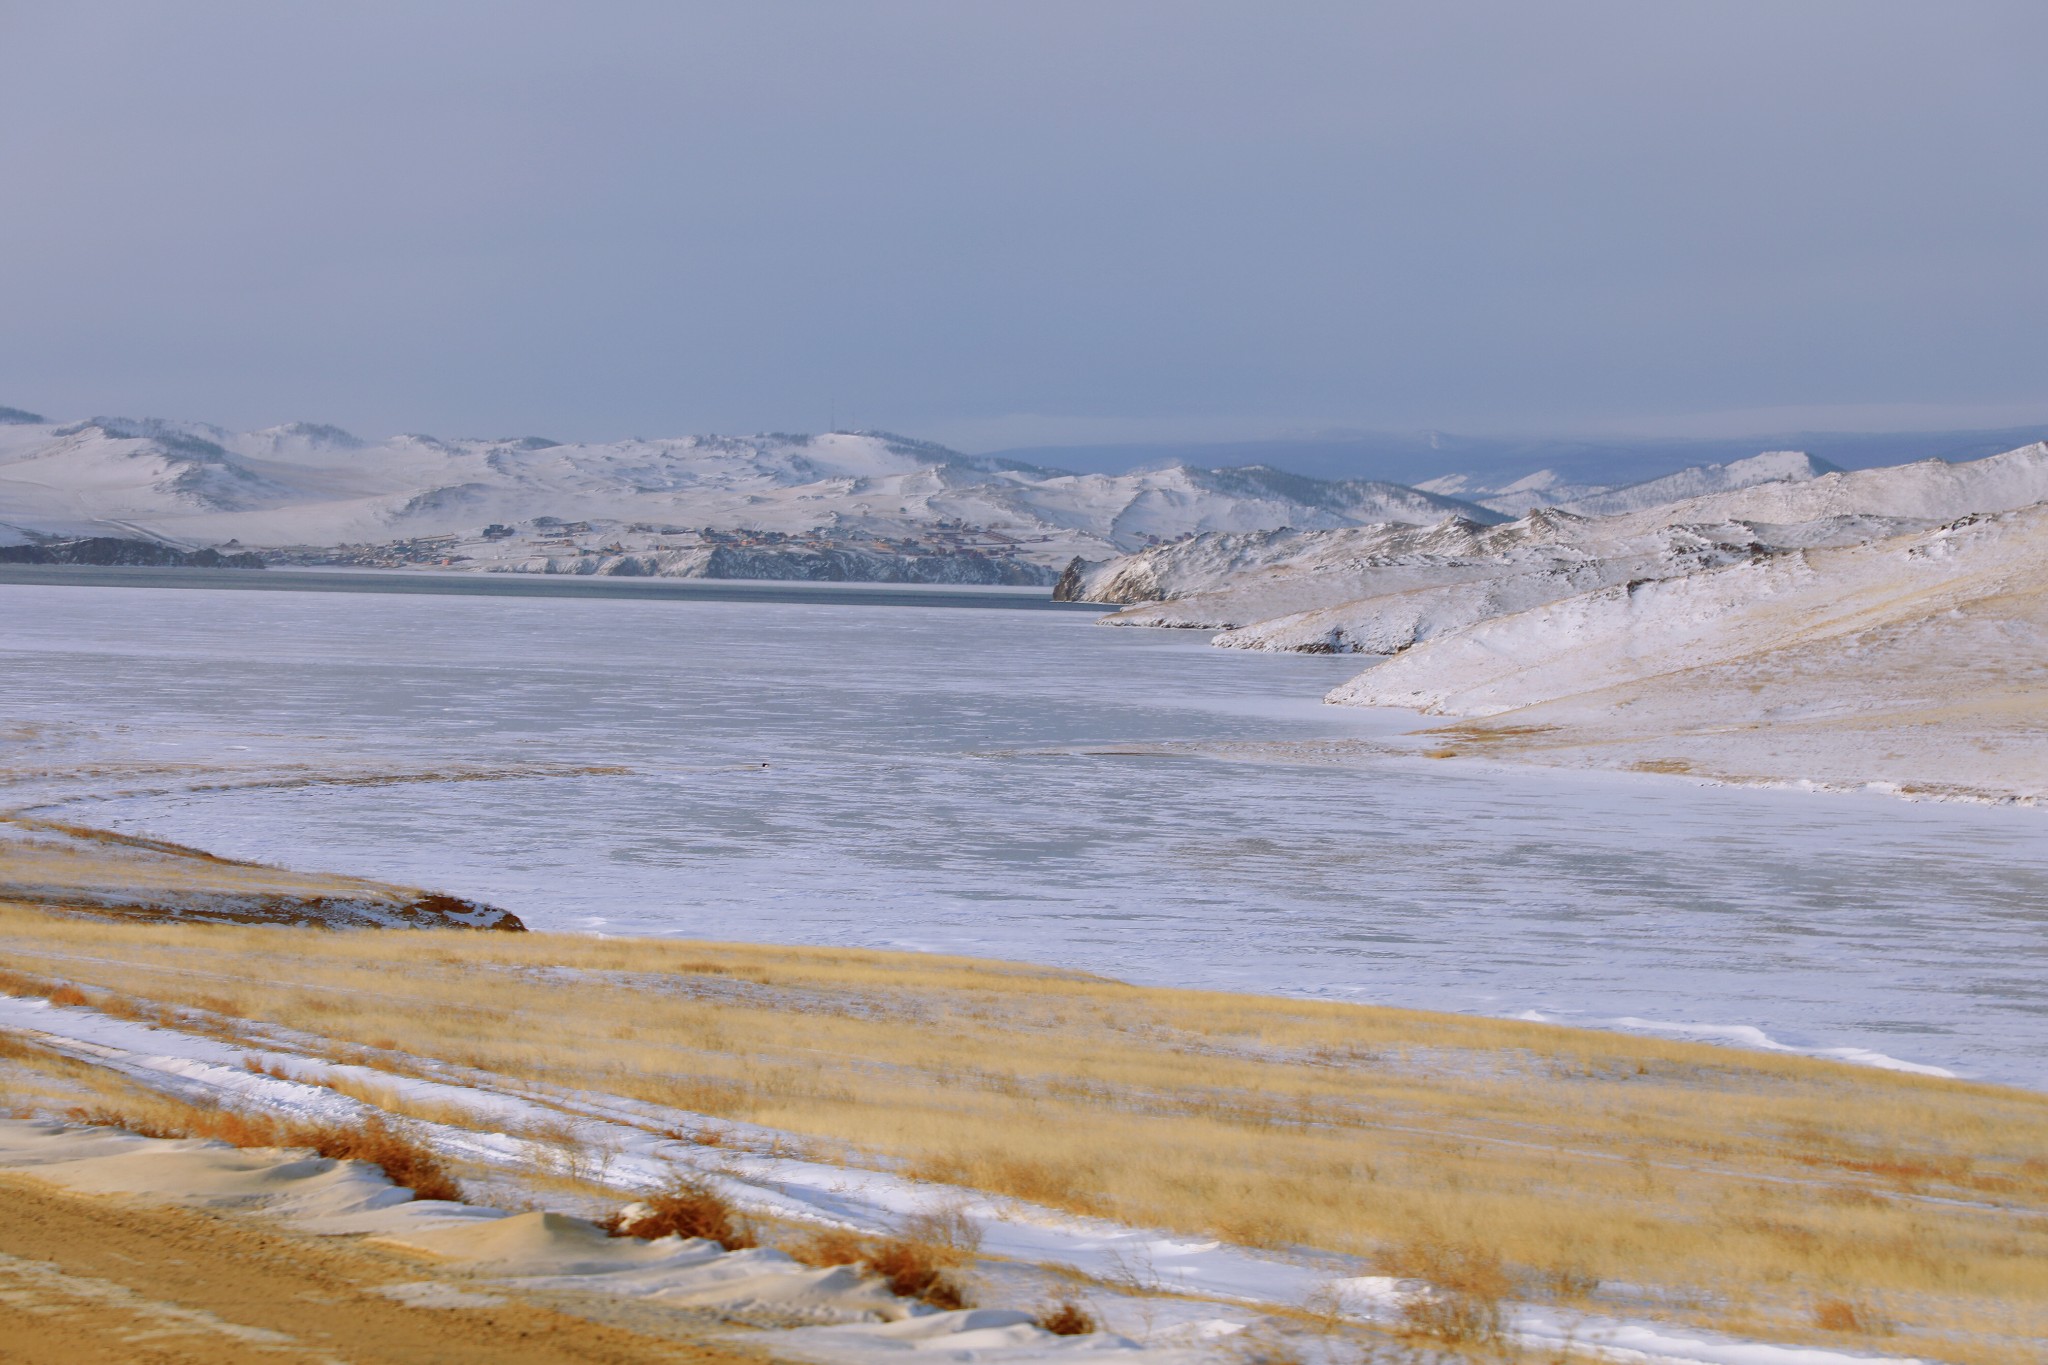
[0, 408, 1490, 585]
[1064, 441, 2048, 801]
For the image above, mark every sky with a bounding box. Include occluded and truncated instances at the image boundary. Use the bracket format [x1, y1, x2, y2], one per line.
[2, 1, 2046, 452]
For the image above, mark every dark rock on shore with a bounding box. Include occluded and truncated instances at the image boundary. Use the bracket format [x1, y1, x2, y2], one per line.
[689, 544, 1056, 586]
[0, 537, 266, 569]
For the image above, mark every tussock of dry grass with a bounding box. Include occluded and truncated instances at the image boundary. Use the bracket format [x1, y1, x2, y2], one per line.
[1380, 1234, 1512, 1347]
[0, 905, 2044, 1361]
[782, 1224, 972, 1308]
[64, 1094, 462, 1203]
[1035, 1299, 1096, 1336]
[602, 1175, 756, 1250]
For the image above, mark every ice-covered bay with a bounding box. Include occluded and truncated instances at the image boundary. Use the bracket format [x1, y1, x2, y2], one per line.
[5, 580, 2045, 1087]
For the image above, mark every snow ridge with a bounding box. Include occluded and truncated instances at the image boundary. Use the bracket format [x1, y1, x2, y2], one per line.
[0, 413, 1497, 583]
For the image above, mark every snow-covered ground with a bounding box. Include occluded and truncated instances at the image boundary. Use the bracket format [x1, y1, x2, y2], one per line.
[1323, 500, 2048, 801]
[0, 999, 1941, 1365]
[3, 580, 2044, 1088]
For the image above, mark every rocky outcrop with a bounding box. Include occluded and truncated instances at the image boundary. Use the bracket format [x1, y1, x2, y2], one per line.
[544, 543, 1059, 586]
[0, 537, 265, 569]
[1051, 557, 1093, 601]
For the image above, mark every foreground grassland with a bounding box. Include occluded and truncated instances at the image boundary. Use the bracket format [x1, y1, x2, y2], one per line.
[1, 905, 2045, 1362]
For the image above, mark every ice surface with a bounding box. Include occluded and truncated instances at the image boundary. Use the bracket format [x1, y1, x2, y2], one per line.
[4, 581, 2044, 1087]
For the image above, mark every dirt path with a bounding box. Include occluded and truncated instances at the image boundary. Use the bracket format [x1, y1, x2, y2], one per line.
[0, 1173, 762, 1364]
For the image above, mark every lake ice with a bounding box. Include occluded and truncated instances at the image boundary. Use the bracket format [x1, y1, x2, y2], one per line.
[5, 580, 2044, 1087]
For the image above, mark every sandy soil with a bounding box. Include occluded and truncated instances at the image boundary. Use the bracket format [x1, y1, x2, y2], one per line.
[0, 1170, 760, 1364]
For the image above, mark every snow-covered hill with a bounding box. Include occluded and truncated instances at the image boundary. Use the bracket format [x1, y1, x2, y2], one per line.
[1067, 442, 2048, 640]
[1061, 440, 2048, 800]
[1408, 448, 1842, 517]
[1327, 503, 2048, 802]
[0, 413, 1493, 583]
[1415, 469, 1614, 515]
[1554, 450, 1839, 516]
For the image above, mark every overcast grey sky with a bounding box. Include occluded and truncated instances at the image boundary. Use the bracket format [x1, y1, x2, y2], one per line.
[2, 2, 2044, 450]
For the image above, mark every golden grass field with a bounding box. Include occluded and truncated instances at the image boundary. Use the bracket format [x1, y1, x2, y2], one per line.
[1, 883, 2045, 1364]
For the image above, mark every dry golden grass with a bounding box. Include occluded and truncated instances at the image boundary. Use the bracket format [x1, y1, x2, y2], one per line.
[1035, 1299, 1097, 1336]
[0, 904, 2044, 1361]
[601, 1175, 757, 1250]
[781, 1223, 973, 1309]
[61, 1092, 462, 1202]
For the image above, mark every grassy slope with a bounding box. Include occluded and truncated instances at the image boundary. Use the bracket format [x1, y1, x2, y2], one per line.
[1, 906, 2044, 1362]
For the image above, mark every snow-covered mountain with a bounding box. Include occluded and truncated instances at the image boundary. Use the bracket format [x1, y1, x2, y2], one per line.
[1414, 469, 1615, 515]
[1060, 440, 2048, 799]
[1326, 502, 2048, 802]
[1064, 442, 2048, 637]
[1553, 450, 1840, 516]
[1411, 448, 1841, 517]
[0, 412, 1494, 583]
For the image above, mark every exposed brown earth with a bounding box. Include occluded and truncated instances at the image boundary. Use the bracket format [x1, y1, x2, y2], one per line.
[0, 1170, 760, 1363]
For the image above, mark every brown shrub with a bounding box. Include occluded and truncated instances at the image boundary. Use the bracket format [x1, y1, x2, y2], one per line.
[603, 1175, 755, 1250]
[1036, 1299, 1096, 1335]
[1380, 1233, 1512, 1347]
[1812, 1296, 1891, 1335]
[785, 1226, 869, 1267]
[300, 1113, 463, 1203]
[69, 1104, 186, 1139]
[861, 1238, 970, 1309]
[0, 967, 49, 997]
[0, 1033, 52, 1063]
[95, 992, 152, 1021]
[71, 1102, 460, 1203]
[47, 985, 88, 1007]
[780, 1227, 970, 1309]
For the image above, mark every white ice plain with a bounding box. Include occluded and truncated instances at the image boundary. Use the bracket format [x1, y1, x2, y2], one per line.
[3, 581, 2044, 1088]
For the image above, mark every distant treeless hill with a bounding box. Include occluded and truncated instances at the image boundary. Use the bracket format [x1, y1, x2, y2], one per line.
[981, 425, 2048, 488]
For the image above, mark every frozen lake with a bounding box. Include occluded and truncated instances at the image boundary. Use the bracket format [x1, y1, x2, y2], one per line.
[5, 578, 2045, 1087]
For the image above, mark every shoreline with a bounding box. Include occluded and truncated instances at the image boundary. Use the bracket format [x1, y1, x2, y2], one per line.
[0, 797, 2017, 1090]
[0, 562, 1110, 612]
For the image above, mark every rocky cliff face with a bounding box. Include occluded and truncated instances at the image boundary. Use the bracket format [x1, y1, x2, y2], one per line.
[530, 543, 1058, 585]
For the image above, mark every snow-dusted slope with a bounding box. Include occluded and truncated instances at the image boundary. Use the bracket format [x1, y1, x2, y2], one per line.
[1068, 443, 2048, 650]
[0, 413, 1493, 582]
[1556, 450, 1839, 516]
[1084, 509, 1915, 654]
[1595, 441, 2048, 530]
[1051, 440, 2048, 800]
[1415, 468, 1612, 514]
[1326, 505, 2048, 802]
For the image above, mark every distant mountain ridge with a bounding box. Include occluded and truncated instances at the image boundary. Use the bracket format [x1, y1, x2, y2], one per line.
[984, 425, 2048, 488]
[0, 409, 1497, 583]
